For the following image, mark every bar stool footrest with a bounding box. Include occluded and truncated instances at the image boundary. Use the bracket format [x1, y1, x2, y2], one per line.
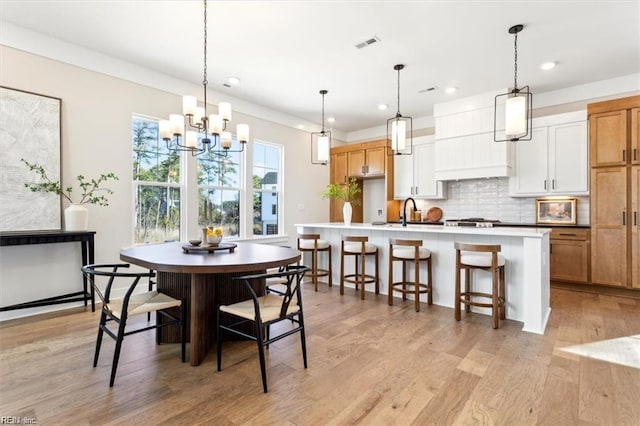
[391, 282, 430, 294]
[343, 274, 377, 285]
[304, 268, 330, 278]
[459, 291, 505, 309]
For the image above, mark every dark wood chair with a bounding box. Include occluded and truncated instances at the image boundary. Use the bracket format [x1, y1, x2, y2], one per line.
[454, 242, 506, 329]
[297, 233, 332, 291]
[82, 263, 186, 387]
[216, 265, 310, 393]
[388, 239, 433, 312]
[340, 235, 379, 299]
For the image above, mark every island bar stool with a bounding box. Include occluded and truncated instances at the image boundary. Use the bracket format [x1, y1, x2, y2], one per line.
[388, 239, 433, 312]
[297, 233, 332, 291]
[454, 242, 506, 329]
[340, 236, 379, 300]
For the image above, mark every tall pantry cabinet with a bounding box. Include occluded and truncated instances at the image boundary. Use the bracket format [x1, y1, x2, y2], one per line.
[588, 96, 640, 289]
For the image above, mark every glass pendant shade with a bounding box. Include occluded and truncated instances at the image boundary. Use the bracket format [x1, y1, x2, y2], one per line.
[317, 134, 330, 162]
[505, 94, 527, 138]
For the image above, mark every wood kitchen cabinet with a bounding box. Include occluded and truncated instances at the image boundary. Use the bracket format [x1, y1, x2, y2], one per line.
[509, 114, 588, 197]
[588, 95, 640, 290]
[550, 228, 590, 283]
[347, 145, 385, 177]
[328, 139, 391, 223]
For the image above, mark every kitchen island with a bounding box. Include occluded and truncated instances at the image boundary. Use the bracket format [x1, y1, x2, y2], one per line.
[295, 223, 551, 334]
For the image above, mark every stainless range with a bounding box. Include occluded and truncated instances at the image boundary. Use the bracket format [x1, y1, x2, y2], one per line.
[444, 218, 500, 228]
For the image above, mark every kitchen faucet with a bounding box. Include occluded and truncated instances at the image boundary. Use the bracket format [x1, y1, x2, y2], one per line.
[402, 197, 417, 227]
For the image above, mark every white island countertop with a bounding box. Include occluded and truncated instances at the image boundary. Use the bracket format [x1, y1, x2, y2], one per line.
[295, 222, 551, 334]
[295, 222, 551, 238]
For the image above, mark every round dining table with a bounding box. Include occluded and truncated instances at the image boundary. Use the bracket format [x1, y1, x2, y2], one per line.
[120, 241, 301, 366]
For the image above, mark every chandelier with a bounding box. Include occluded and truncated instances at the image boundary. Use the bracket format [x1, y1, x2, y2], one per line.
[159, 0, 249, 156]
[494, 24, 533, 142]
[311, 89, 331, 165]
[387, 64, 413, 156]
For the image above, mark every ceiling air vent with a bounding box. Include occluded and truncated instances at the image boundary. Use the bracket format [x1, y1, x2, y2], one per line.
[355, 36, 381, 50]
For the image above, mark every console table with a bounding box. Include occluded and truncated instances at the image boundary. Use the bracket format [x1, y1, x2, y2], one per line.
[0, 230, 96, 312]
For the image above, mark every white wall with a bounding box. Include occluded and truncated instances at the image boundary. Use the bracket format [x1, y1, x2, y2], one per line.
[0, 45, 330, 320]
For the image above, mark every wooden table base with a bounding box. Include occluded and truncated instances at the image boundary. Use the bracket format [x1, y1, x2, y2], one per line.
[157, 270, 263, 366]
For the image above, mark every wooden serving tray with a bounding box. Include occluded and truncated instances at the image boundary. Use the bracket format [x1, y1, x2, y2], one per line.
[182, 242, 237, 254]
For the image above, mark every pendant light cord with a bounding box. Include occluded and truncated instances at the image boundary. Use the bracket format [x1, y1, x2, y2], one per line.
[202, 0, 208, 112]
[396, 67, 401, 117]
[513, 31, 518, 91]
[321, 92, 325, 133]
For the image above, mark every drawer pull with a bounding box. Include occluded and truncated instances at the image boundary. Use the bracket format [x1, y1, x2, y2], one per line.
[622, 211, 626, 225]
[634, 211, 638, 226]
[558, 233, 577, 237]
[623, 149, 626, 162]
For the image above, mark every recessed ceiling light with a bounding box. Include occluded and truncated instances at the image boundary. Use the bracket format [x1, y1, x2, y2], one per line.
[227, 76, 240, 85]
[378, 104, 388, 110]
[445, 87, 457, 94]
[327, 117, 335, 123]
[297, 124, 305, 130]
[540, 62, 556, 71]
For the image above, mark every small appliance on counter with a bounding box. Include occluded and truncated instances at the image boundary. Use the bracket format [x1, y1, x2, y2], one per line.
[444, 218, 500, 228]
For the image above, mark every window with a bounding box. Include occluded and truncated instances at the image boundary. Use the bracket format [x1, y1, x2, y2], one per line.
[197, 140, 242, 238]
[132, 117, 181, 244]
[132, 115, 284, 243]
[253, 142, 282, 236]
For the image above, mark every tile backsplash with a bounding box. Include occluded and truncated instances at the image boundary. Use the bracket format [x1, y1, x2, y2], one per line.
[412, 177, 589, 225]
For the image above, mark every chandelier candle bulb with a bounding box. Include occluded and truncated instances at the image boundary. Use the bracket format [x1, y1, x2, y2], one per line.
[170, 114, 184, 136]
[219, 102, 232, 121]
[221, 131, 232, 149]
[209, 114, 223, 135]
[159, 120, 172, 139]
[237, 124, 249, 142]
[193, 107, 205, 124]
[186, 131, 198, 148]
[182, 96, 198, 116]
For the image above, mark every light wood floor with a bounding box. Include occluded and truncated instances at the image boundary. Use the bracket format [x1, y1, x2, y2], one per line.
[1, 285, 639, 425]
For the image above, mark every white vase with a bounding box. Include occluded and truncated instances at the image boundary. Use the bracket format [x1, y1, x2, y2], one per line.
[64, 204, 89, 231]
[343, 202, 352, 227]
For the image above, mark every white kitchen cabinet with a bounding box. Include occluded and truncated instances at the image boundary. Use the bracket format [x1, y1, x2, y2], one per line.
[434, 132, 512, 181]
[509, 119, 588, 197]
[394, 136, 446, 199]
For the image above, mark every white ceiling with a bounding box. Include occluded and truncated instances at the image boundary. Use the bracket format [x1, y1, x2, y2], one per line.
[1, 0, 639, 133]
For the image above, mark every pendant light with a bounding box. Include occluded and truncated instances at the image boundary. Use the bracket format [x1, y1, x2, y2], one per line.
[311, 89, 331, 165]
[494, 24, 533, 142]
[387, 64, 413, 156]
[159, 0, 249, 156]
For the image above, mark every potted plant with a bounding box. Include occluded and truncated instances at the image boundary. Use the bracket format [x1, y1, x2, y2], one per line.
[321, 177, 361, 226]
[21, 158, 118, 231]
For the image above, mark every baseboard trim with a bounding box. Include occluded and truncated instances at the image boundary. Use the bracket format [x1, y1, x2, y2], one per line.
[552, 281, 640, 299]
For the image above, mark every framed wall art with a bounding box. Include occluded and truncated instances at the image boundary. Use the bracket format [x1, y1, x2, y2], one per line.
[535, 198, 577, 225]
[0, 86, 62, 232]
